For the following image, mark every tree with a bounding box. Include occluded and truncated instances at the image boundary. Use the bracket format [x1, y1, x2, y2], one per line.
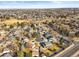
[59, 37, 64, 45]
[75, 31, 79, 37]
[17, 50, 24, 57]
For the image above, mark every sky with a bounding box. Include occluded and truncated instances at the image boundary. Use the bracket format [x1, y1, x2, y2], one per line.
[0, 1, 79, 8]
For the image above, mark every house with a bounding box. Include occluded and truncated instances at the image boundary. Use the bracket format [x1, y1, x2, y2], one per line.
[43, 32, 52, 39]
[45, 42, 52, 48]
[0, 48, 12, 57]
[32, 43, 39, 57]
[40, 42, 46, 48]
[0, 30, 6, 36]
[24, 37, 29, 43]
[35, 37, 43, 43]
[0, 36, 4, 43]
[52, 37, 58, 43]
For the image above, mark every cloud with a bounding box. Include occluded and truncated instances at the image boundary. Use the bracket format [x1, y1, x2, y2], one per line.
[51, 1, 64, 4]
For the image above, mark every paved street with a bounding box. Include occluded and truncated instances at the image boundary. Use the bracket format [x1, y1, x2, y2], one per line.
[54, 41, 79, 57]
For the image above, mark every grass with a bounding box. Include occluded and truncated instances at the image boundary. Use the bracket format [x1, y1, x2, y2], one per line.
[0, 19, 27, 25]
[0, 18, 52, 25]
[50, 44, 60, 51]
